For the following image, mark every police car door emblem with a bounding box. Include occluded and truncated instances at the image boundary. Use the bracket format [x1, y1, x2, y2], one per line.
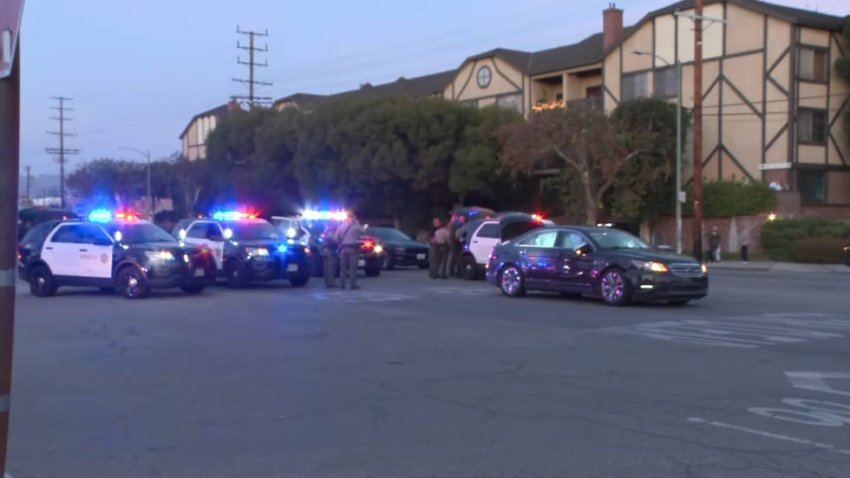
[100, 253, 108, 264]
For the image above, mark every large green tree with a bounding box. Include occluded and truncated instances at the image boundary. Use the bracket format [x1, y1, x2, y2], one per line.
[498, 98, 682, 225]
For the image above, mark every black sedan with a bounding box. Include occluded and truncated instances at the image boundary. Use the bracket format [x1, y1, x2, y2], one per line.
[486, 226, 708, 306]
[366, 227, 429, 269]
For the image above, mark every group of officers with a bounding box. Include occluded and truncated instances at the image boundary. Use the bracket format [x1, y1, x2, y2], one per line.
[428, 213, 467, 280]
[319, 213, 365, 290]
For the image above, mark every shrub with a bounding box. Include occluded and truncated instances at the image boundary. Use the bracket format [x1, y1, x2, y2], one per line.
[791, 237, 847, 264]
[761, 218, 848, 262]
[680, 180, 776, 217]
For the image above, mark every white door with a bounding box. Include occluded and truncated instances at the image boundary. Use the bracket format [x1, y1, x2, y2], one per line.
[183, 221, 225, 269]
[42, 224, 85, 276]
[76, 224, 114, 279]
[469, 222, 501, 265]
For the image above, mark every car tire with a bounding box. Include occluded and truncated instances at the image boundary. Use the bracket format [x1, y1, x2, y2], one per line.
[668, 300, 690, 306]
[384, 255, 395, 270]
[180, 285, 206, 295]
[98, 287, 116, 294]
[225, 260, 249, 288]
[117, 266, 150, 299]
[289, 276, 309, 287]
[499, 265, 526, 297]
[29, 265, 57, 297]
[599, 268, 632, 307]
[461, 255, 479, 281]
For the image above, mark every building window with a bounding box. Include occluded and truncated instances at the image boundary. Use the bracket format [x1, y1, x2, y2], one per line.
[798, 108, 827, 144]
[622, 72, 649, 102]
[798, 169, 826, 204]
[798, 47, 828, 82]
[496, 93, 523, 113]
[477, 66, 492, 88]
[653, 67, 678, 99]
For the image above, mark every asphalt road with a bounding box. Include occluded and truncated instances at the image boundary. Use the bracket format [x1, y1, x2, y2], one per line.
[7, 268, 850, 478]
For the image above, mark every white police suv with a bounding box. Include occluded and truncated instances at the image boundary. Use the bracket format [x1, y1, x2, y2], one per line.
[17, 210, 216, 299]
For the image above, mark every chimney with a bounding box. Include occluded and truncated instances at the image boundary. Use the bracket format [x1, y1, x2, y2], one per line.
[603, 3, 624, 51]
[227, 99, 241, 113]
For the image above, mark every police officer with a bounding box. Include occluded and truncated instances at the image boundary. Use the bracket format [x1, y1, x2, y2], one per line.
[321, 220, 339, 288]
[434, 222, 452, 279]
[448, 214, 465, 277]
[335, 212, 363, 290]
[428, 217, 443, 279]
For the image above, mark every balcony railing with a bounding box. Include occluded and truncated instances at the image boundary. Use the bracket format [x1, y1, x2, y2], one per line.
[532, 99, 564, 113]
[531, 97, 603, 114]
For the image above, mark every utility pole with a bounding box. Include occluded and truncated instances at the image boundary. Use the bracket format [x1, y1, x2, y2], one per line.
[25, 165, 30, 206]
[691, 0, 704, 262]
[232, 27, 272, 108]
[0, 38, 21, 477]
[46, 96, 78, 208]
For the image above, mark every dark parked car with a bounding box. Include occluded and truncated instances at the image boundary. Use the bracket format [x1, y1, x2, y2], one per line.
[366, 227, 429, 269]
[18, 207, 78, 240]
[486, 226, 708, 306]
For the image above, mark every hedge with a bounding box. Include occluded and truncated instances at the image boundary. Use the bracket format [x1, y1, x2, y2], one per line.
[791, 237, 847, 264]
[761, 218, 848, 262]
[680, 180, 776, 218]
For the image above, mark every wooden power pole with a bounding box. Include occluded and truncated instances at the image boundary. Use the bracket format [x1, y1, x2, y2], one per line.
[691, 0, 705, 262]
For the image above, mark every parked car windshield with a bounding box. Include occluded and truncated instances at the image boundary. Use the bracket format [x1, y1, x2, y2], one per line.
[222, 221, 281, 240]
[104, 223, 177, 244]
[588, 229, 649, 250]
[369, 227, 411, 242]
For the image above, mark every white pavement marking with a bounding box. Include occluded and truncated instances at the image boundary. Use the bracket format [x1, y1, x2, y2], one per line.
[785, 372, 850, 398]
[425, 286, 494, 296]
[311, 291, 414, 303]
[688, 417, 850, 456]
[606, 314, 849, 349]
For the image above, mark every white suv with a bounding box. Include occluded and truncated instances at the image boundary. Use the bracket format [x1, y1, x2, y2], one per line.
[458, 214, 550, 280]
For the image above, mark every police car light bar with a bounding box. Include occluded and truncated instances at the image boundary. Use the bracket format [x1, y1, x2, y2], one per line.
[211, 210, 257, 221]
[88, 209, 113, 223]
[302, 209, 349, 221]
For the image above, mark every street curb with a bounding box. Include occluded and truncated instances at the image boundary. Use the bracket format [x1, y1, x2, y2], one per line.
[710, 263, 850, 274]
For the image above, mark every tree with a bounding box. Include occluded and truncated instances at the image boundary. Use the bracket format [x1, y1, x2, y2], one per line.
[836, 16, 850, 143]
[67, 158, 146, 208]
[499, 107, 649, 225]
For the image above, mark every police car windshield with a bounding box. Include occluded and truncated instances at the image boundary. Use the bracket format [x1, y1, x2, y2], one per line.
[104, 223, 177, 244]
[588, 229, 649, 250]
[222, 221, 281, 240]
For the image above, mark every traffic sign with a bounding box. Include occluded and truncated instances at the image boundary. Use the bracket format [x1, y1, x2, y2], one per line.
[0, 0, 25, 79]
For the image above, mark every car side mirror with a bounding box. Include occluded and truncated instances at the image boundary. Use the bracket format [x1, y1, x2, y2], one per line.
[575, 243, 593, 256]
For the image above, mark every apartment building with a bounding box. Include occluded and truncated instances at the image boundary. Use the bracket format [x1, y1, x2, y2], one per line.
[603, 0, 848, 209]
[184, 0, 848, 208]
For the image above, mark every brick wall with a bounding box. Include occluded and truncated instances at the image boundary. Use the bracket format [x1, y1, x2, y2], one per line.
[653, 214, 769, 254]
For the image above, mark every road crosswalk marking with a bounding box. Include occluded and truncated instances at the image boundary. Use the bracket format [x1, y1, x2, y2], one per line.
[311, 291, 414, 303]
[606, 313, 849, 348]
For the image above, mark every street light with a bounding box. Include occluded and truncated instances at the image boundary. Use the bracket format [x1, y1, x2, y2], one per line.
[632, 50, 683, 254]
[119, 146, 153, 216]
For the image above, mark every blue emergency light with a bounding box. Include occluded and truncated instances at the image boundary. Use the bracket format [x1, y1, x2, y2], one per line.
[88, 209, 114, 223]
[211, 210, 257, 221]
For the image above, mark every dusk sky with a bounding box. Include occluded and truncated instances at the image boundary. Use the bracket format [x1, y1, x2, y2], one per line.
[20, 0, 846, 175]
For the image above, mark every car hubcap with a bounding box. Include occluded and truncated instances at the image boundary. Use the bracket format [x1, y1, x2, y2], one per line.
[502, 268, 520, 294]
[36, 276, 45, 288]
[601, 272, 624, 302]
[125, 274, 140, 296]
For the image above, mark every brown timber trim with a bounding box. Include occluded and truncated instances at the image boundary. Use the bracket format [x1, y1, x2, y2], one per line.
[761, 14, 768, 167]
[455, 61, 478, 100]
[492, 60, 524, 92]
[765, 123, 789, 152]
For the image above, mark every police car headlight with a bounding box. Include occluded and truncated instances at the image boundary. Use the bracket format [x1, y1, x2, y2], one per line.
[245, 247, 270, 258]
[286, 227, 297, 239]
[374, 245, 384, 254]
[145, 251, 176, 262]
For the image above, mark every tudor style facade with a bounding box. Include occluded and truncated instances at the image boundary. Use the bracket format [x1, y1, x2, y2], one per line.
[603, 0, 849, 208]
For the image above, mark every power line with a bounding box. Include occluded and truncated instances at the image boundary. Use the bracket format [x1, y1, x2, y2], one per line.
[45, 96, 79, 208]
[232, 27, 272, 108]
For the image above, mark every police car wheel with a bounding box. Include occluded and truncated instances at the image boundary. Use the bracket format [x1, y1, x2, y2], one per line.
[225, 260, 248, 288]
[29, 266, 57, 297]
[117, 266, 150, 299]
[289, 276, 309, 288]
[461, 256, 478, 281]
[180, 285, 206, 295]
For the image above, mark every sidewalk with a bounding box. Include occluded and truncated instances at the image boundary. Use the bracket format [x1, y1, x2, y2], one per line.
[709, 260, 850, 274]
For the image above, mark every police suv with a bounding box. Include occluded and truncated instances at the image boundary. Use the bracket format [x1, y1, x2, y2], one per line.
[17, 210, 216, 299]
[173, 211, 312, 288]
